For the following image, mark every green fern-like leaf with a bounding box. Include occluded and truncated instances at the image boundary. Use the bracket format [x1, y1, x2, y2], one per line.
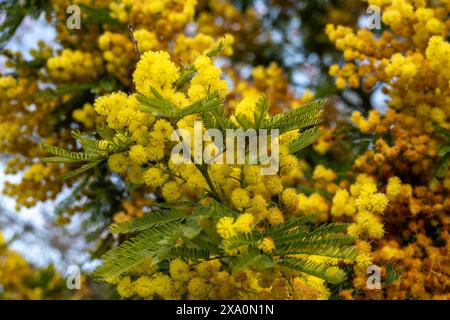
[97, 124, 115, 141]
[228, 250, 275, 272]
[41, 156, 87, 163]
[272, 226, 352, 246]
[178, 94, 222, 118]
[174, 41, 226, 90]
[288, 126, 321, 154]
[193, 199, 239, 218]
[138, 90, 222, 119]
[279, 257, 347, 284]
[93, 222, 183, 280]
[136, 87, 176, 116]
[277, 243, 357, 260]
[109, 209, 188, 234]
[41, 144, 99, 161]
[58, 160, 102, 180]
[221, 230, 267, 251]
[71, 131, 111, 155]
[433, 123, 450, 139]
[253, 95, 269, 130]
[263, 99, 324, 134]
[188, 234, 222, 255]
[201, 105, 237, 132]
[434, 153, 450, 178]
[167, 246, 211, 261]
[264, 214, 317, 238]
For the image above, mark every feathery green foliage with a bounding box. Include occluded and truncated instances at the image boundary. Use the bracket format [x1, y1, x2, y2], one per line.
[263, 98, 325, 134]
[109, 209, 188, 234]
[41, 144, 100, 162]
[137, 89, 222, 119]
[40, 127, 134, 180]
[93, 205, 356, 283]
[279, 257, 347, 284]
[288, 126, 321, 154]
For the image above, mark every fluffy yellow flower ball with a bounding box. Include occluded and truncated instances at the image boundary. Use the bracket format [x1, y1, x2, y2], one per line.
[233, 213, 254, 234]
[257, 237, 276, 253]
[169, 259, 190, 283]
[216, 217, 236, 239]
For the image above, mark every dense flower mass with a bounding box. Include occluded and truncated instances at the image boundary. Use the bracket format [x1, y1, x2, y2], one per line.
[0, 0, 448, 300]
[326, 0, 450, 300]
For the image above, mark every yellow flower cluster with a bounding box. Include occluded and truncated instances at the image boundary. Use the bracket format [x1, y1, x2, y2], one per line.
[327, 1, 450, 131]
[174, 33, 234, 63]
[72, 103, 99, 128]
[228, 61, 300, 115]
[292, 274, 331, 300]
[351, 110, 383, 134]
[111, 256, 334, 300]
[189, 55, 229, 100]
[133, 51, 181, 100]
[216, 213, 254, 239]
[109, 0, 196, 35]
[335, 175, 388, 239]
[313, 126, 335, 155]
[133, 29, 162, 53]
[98, 32, 136, 85]
[326, 0, 450, 299]
[46, 49, 103, 82]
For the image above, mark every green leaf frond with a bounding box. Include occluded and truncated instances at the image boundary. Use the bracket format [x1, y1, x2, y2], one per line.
[97, 124, 115, 141]
[433, 123, 450, 139]
[136, 87, 176, 116]
[220, 234, 261, 252]
[178, 93, 222, 118]
[41, 144, 99, 162]
[71, 130, 110, 155]
[155, 200, 196, 209]
[264, 214, 317, 237]
[187, 234, 221, 255]
[278, 243, 357, 260]
[279, 257, 347, 284]
[275, 232, 355, 248]
[268, 219, 356, 260]
[270, 224, 352, 246]
[228, 251, 275, 272]
[288, 126, 321, 154]
[58, 160, 103, 180]
[263, 98, 325, 134]
[92, 221, 183, 280]
[253, 94, 269, 130]
[201, 104, 238, 132]
[167, 246, 211, 261]
[137, 89, 222, 120]
[193, 199, 239, 218]
[206, 38, 227, 58]
[109, 209, 188, 234]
